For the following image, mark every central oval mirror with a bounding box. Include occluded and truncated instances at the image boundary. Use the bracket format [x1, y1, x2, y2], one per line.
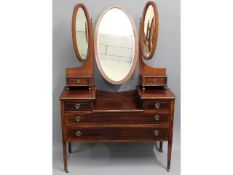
[94, 6, 138, 84]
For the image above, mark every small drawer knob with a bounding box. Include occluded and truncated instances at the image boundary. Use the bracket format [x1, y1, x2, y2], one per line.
[154, 115, 160, 121]
[153, 79, 157, 84]
[154, 130, 159, 137]
[75, 116, 81, 122]
[155, 102, 160, 109]
[75, 103, 80, 110]
[76, 79, 80, 84]
[75, 130, 82, 137]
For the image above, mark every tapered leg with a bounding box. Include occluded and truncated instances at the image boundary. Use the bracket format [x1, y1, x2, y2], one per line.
[159, 141, 163, 152]
[62, 141, 68, 173]
[68, 142, 72, 153]
[167, 140, 172, 172]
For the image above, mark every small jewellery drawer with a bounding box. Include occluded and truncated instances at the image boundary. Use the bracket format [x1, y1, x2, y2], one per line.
[143, 100, 170, 110]
[66, 127, 168, 140]
[64, 102, 91, 111]
[66, 78, 91, 86]
[64, 112, 169, 125]
[142, 77, 167, 86]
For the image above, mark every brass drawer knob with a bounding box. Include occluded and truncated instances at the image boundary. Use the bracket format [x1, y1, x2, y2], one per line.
[154, 115, 160, 121]
[76, 79, 80, 84]
[155, 102, 160, 109]
[75, 130, 82, 137]
[75, 103, 80, 110]
[75, 116, 81, 122]
[154, 130, 159, 137]
[153, 79, 157, 84]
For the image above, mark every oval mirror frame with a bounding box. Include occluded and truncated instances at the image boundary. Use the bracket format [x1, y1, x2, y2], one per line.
[72, 3, 92, 62]
[94, 6, 138, 85]
[140, 1, 159, 60]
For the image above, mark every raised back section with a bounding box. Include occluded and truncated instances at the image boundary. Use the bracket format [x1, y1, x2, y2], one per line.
[66, 19, 94, 77]
[66, 21, 94, 90]
[139, 19, 167, 89]
[139, 48, 166, 76]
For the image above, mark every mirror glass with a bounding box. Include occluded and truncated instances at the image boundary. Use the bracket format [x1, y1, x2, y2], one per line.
[143, 4, 156, 57]
[95, 7, 137, 84]
[75, 7, 88, 59]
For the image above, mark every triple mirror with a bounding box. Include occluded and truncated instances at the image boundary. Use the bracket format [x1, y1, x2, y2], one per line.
[72, 1, 158, 84]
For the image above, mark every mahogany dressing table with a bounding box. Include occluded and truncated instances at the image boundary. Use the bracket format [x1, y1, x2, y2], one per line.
[59, 1, 176, 173]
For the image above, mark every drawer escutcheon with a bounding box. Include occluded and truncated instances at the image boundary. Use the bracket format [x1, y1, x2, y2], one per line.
[76, 79, 80, 84]
[75, 130, 82, 137]
[154, 115, 160, 121]
[154, 130, 159, 136]
[75, 103, 80, 110]
[75, 116, 81, 122]
[154, 102, 160, 109]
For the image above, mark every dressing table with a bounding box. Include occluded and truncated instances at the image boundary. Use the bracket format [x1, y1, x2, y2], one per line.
[59, 1, 176, 173]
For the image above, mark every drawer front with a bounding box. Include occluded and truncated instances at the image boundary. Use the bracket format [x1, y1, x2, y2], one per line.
[67, 78, 91, 86]
[66, 127, 168, 140]
[64, 102, 91, 111]
[143, 100, 170, 110]
[142, 77, 167, 86]
[64, 112, 169, 125]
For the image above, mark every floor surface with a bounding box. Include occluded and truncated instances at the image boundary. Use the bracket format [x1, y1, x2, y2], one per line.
[53, 142, 180, 175]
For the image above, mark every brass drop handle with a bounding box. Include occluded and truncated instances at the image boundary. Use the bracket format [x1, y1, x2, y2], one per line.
[153, 79, 157, 84]
[75, 130, 82, 137]
[75, 103, 80, 110]
[76, 79, 80, 84]
[155, 102, 160, 109]
[154, 115, 160, 121]
[154, 130, 159, 137]
[75, 116, 81, 122]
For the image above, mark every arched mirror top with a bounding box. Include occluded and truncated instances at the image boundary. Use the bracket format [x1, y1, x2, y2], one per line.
[72, 3, 92, 61]
[140, 1, 159, 60]
[94, 6, 138, 85]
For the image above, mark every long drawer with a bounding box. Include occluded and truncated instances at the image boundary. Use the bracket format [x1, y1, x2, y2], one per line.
[64, 112, 170, 125]
[65, 127, 168, 141]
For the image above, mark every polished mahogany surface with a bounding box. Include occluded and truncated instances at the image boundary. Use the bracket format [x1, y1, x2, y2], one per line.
[60, 87, 96, 100]
[60, 87, 175, 103]
[60, 87, 175, 172]
[94, 89, 142, 112]
[137, 86, 175, 99]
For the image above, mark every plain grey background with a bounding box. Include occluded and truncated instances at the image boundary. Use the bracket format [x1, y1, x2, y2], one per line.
[53, 0, 180, 174]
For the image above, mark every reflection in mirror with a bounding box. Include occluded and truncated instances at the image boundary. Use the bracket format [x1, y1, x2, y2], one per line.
[95, 7, 137, 84]
[76, 8, 88, 59]
[143, 5, 155, 57]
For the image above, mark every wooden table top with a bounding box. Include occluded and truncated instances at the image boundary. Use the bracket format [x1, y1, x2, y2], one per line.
[59, 88, 96, 100]
[137, 86, 176, 100]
